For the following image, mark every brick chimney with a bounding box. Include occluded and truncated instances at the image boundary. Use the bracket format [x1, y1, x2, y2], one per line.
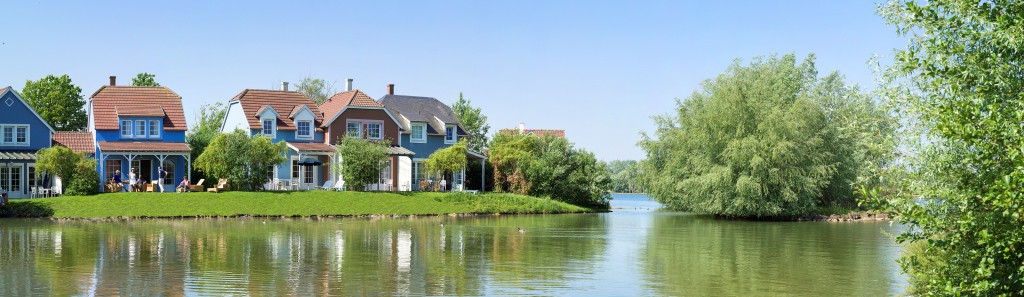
[387, 84, 395, 95]
[109, 76, 116, 86]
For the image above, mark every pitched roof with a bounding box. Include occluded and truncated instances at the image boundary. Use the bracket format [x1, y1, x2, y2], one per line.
[97, 141, 191, 152]
[52, 131, 95, 154]
[318, 90, 385, 127]
[90, 86, 187, 131]
[2, 86, 57, 134]
[0, 86, 9, 94]
[500, 129, 567, 138]
[379, 95, 468, 136]
[116, 106, 166, 117]
[229, 89, 323, 131]
[286, 142, 337, 153]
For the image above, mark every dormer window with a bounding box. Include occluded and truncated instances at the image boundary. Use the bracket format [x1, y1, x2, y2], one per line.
[121, 120, 132, 137]
[444, 124, 457, 144]
[410, 123, 426, 143]
[296, 120, 312, 139]
[135, 120, 145, 136]
[262, 119, 274, 136]
[119, 118, 161, 139]
[148, 120, 160, 137]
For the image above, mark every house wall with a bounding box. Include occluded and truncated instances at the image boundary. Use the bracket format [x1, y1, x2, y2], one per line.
[0, 91, 53, 151]
[221, 101, 250, 132]
[326, 108, 400, 146]
[94, 130, 186, 143]
[400, 134, 450, 158]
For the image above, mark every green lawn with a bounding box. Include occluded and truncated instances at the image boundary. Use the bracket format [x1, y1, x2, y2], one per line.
[0, 191, 595, 219]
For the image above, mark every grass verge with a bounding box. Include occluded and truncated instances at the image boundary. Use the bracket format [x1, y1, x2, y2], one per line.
[0, 191, 595, 219]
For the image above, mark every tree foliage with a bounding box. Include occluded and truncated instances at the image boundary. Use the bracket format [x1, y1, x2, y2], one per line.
[336, 137, 389, 191]
[186, 102, 227, 186]
[295, 76, 335, 104]
[489, 132, 611, 209]
[871, 1, 1024, 295]
[35, 146, 95, 195]
[425, 140, 469, 182]
[451, 93, 490, 152]
[21, 74, 87, 131]
[131, 72, 160, 86]
[194, 130, 286, 191]
[606, 160, 643, 193]
[639, 54, 896, 218]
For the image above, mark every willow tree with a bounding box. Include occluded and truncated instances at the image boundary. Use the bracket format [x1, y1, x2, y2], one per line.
[425, 140, 468, 190]
[639, 54, 895, 218]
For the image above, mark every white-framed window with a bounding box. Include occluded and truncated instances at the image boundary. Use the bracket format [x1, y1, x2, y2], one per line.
[304, 165, 314, 184]
[346, 121, 361, 138]
[0, 125, 29, 145]
[296, 120, 312, 139]
[27, 166, 36, 188]
[106, 159, 121, 179]
[291, 159, 299, 179]
[380, 158, 392, 183]
[121, 120, 132, 137]
[367, 122, 382, 140]
[135, 120, 146, 137]
[410, 123, 426, 143]
[162, 159, 175, 185]
[8, 166, 21, 192]
[444, 124, 457, 144]
[148, 120, 160, 137]
[266, 165, 275, 182]
[412, 159, 425, 189]
[262, 119, 274, 136]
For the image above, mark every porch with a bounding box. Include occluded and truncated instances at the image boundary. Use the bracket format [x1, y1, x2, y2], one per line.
[97, 142, 191, 193]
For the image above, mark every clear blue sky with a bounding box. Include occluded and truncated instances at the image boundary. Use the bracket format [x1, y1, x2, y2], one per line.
[0, 1, 904, 161]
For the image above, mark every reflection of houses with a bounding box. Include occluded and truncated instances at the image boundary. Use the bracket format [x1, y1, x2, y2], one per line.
[0, 86, 56, 199]
[318, 80, 413, 191]
[379, 84, 486, 191]
[89, 76, 192, 191]
[221, 83, 335, 190]
[500, 122, 566, 138]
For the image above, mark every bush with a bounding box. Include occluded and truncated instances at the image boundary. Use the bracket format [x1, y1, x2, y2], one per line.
[65, 159, 98, 196]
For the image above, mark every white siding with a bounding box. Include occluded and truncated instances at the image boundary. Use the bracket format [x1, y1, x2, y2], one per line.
[398, 156, 412, 191]
[222, 102, 250, 133]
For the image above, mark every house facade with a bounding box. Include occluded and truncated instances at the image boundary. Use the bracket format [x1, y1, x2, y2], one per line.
[89, 76, 192, 192]
[378, 84, 483, 191]
[0, 86, 56, 199]
[221, 84, 335, 190]
[318, 82, 413, 191]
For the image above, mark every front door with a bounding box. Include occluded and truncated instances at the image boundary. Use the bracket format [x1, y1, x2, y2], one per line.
[140, 160, 152, 183]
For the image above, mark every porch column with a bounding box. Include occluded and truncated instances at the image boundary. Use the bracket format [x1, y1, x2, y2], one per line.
[156, 155, 167, 192]
[480, 160, 485, 192]
[186, 155, 191, 181]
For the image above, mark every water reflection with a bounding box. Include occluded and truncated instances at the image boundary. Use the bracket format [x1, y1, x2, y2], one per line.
[0, 195, 903, 296]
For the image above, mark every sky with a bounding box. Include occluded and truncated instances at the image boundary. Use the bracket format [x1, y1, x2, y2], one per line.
[0, 1, 905, 161]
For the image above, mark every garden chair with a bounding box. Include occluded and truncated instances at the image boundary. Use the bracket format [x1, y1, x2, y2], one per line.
[315, 180, 333, 190]
[332, 180, 345, 191]
[208, 179, 229, 192]
[190, 179, 206, 192]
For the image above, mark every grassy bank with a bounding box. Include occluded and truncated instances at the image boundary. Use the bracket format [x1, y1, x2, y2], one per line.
[0, 191, 596, 219]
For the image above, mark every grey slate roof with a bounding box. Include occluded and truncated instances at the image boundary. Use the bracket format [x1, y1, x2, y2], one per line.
[379, 95, 468, 136]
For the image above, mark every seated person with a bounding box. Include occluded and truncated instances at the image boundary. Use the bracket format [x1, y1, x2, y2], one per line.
[176, 177, 191, 192]
[112, 170, 125, 192]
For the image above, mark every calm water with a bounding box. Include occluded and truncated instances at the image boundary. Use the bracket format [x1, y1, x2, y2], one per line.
[0, 194, 905, 296]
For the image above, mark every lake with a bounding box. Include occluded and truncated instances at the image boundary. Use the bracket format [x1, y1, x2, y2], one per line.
[0, 194, 904, 296]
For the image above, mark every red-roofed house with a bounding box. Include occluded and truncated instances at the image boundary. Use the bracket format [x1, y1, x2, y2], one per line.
[52, 131, 95, 156]
[221, 82, 334, 190]
[89, 76, 191, 192]
[500, 122, 567, 138]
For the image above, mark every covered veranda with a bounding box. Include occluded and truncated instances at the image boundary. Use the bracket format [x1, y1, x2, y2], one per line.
[97, 142, 191, 192]
[285, 142, 337, 190]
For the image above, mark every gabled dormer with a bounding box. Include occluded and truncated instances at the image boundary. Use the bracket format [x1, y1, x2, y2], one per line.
[288, 104, 315, 140]
[256, 105, 279, 138]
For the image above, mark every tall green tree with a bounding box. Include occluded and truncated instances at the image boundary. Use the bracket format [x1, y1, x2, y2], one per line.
[131, 72, 160, 86]
[489, 132, 611, 209]
[186, 102, 227, 186]
[871, 1, 1024, 295]
[638, 54, 895, 218]
[35, 146, 95, 195]
[295, 76, 335, 104]
[194, 130, 286, 191]
[336, 137, 389, 191]
[425, 140, 469, 189]
[21, 75, 87, 131]
[606, 160, 642, 193]
[451, 93, 490, 152]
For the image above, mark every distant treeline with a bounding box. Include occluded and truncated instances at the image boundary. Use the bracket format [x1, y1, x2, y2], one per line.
[605, 160, 643, 193]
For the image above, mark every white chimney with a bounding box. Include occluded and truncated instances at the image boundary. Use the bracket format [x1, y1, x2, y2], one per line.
[281, 81, 289, 91]
[518, 122, 525, 133]
[345, 78, 353, 91]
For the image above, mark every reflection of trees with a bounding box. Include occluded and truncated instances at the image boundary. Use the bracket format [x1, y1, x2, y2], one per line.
[641, 214, 902, 296]
[0, 214, 611, 295]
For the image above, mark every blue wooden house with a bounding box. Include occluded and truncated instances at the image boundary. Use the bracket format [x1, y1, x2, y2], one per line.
[221, 83, 335, 190]
[0, 86, 56, 199]
[89, 76, 191, 192]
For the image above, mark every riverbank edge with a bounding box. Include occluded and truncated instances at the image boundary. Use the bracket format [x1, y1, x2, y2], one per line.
[0, 191, 603, 220]
[712, 210, 893, 222]
[36, 211, 599, 222]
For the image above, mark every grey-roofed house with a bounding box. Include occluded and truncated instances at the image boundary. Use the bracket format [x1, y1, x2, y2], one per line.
[378, 84, 486, 191]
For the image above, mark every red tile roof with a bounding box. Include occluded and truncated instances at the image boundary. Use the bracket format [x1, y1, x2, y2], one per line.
[0, 86, 10, 94]
[286, 142, 337, 152]
[98, 141, 191, 152]
[52, 131, 95, 154]
[90, 86, 188, 131]
[499, 129, 566, 138]
[229, 89, 323, 131]
[116, 106, 165, 117]
[318, 90, 382, 126]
